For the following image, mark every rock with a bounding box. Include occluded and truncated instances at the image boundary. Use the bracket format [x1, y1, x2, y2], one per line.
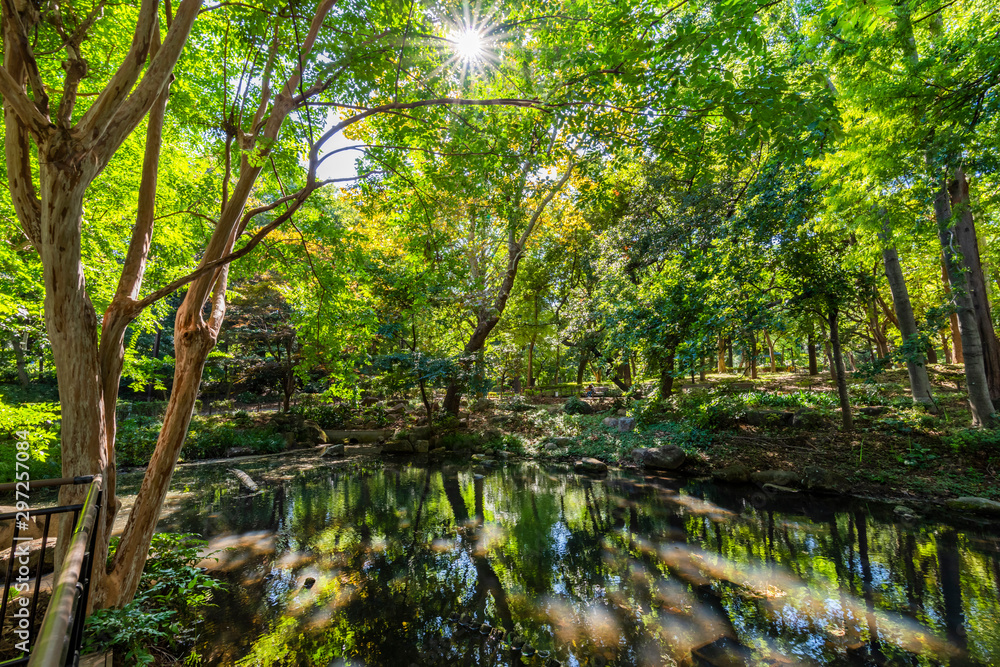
[388, 403, 407, 414]
[762, 483, 799, 494]
[473, 399, 494, 412]
[344, 445, 382, 456]
[300, 420, 328, 446]
[574, 457, 608, 475]
[858, 406, 888, 416]
[409, 425, 434, 442]
[946, 497, 1000, 516]
[617, 409, 628, 416]
[414, 439, 430, 453]
[712, 465, 752, 483]
[602, 417, 619, 428]
[750, 470, 800, 487]
[800, 466, 848, 493]
[324, 429, 392, 444]
[321, 443, 345, 457]
[631, 445, 686, 470]
[544, 442, 559, 451]
[894, 505, 918, 520]
[616, 417, 636, 432]
[429, 447, 446, 456]
[284, 431, 297, 450]
[792, 409, 830, 429]
[382, 440, 414, 454]
[546, 436, 575, 448]
[225, 446, 254, 458]
[742, 410, 795, 427]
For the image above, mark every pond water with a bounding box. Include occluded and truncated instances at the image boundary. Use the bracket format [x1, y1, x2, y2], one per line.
[127, 454, 1000, 666]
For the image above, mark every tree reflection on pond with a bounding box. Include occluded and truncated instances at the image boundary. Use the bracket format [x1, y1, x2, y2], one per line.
[142, 459, 1000, 666]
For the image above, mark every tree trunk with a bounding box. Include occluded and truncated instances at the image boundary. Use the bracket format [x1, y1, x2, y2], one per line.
[807, 333, 818, 376]
[442, 165, 575, 415]
[936, 180, 997, 426]
[726, 339, 734, 368]
[926, 344, 938, 364]
[10, 334, 30, 388]
[941, 330, 953, 364]
[659, 352, 675, 397]
[749, 335, 758, 379]
[828, 309, 853, 430]
[950, 167, 1000, 400]
[825, 341, 837, 384]
[576, 351, 587, 387]
[942, 259, 964, 363]
[764, 331, 777, 372]
[880, 226, 936, 409]
[717, 336, 726, 373]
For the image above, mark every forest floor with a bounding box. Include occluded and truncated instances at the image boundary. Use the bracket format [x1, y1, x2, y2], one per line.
[467, 365, 1000, 506]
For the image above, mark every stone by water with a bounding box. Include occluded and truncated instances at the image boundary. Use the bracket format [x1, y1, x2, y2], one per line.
[123, 454, 1000, 666]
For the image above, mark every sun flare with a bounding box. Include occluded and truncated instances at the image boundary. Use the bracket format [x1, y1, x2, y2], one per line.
[452, 28, 485, 63]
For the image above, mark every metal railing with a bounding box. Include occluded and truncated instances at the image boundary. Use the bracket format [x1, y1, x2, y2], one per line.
[0, 475, 103, 667]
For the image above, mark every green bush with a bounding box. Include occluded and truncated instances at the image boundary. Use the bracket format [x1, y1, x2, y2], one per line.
[943, 428, 1000, 454]
[0, 393, 60, 480]
[182, 419, 285, 460]
[116, 415, 163, 467]
[562, 396, 593, 415]
[84, 533, 224, 665]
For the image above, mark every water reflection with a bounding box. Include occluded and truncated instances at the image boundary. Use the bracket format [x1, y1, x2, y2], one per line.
[133, 458, 1000, 666]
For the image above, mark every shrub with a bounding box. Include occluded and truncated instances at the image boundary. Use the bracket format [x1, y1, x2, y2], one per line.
[182, 420, 285, 460]
[84, 533, 224, 665]
[943, 428, 1000, 455]
[116, 415, 163, 467]
[563, 396, 593, 415]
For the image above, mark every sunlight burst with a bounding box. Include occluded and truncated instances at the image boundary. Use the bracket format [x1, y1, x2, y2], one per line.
[452, 28, 485, 63]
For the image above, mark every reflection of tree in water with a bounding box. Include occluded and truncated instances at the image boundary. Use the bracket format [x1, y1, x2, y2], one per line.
[177, 461, 1000, 666]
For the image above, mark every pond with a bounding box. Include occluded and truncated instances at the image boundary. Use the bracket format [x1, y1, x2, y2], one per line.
[127, 454, 1000, 666]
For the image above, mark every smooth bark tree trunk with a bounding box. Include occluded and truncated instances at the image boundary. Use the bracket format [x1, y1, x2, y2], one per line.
[942, 259, 964, 363]
[828, 309, 853, 430]
[717, 336, 726, 373]
[825, 341, 837, 383]
[10, 334, 30, 388]
[764, 331, 777, 372]
[950, 167, 1000, 401]
[659, 352, 675, 397]
[935, 180, 997, 426]
[880, 226, 936, 409]
[941, 330, 953, 364]
[808, 333, 818, 376]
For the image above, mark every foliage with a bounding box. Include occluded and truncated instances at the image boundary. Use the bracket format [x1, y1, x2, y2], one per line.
[562, 396, 593, 415]
[0, 389, 60, 479]
[84, 533, 224, 664]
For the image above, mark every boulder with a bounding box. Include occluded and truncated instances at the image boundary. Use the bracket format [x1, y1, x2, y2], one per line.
[546, 436, 575, 448]
[750, 470, 800, 487]
[388, 403, 408, 414]
[712, 465, 752, 484]
[631, 445, 685, 470]
[602, 417, 619, 428]
[544, 442, 560, 451]
[408, 425, 434, 442]
[300, 420, 328, 446]
[321, 443, 345, 457]
[324, 429, 392, 444]
[792, 409, 831, 429]
[946, 497, 1000, 516]
[344, 444, 382, 456]
[762, 483, 799, 494]
[616, 417, 636, 432]
[742, 410, 795, 427]
[574, 457, 608, 475]
[382, 440, 414, 454]
[414, 439, 430, 454]
[617, 409, 628, 416]
[800, 466, 848, 493]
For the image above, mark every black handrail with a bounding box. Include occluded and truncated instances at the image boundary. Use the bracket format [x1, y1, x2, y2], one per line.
[0, 475, 102, 667]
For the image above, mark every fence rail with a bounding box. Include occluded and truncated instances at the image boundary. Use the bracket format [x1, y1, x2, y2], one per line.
[0, 475, 102, 667]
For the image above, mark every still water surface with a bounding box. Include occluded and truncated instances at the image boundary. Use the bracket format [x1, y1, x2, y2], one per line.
[125, 455, 1000, 666]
